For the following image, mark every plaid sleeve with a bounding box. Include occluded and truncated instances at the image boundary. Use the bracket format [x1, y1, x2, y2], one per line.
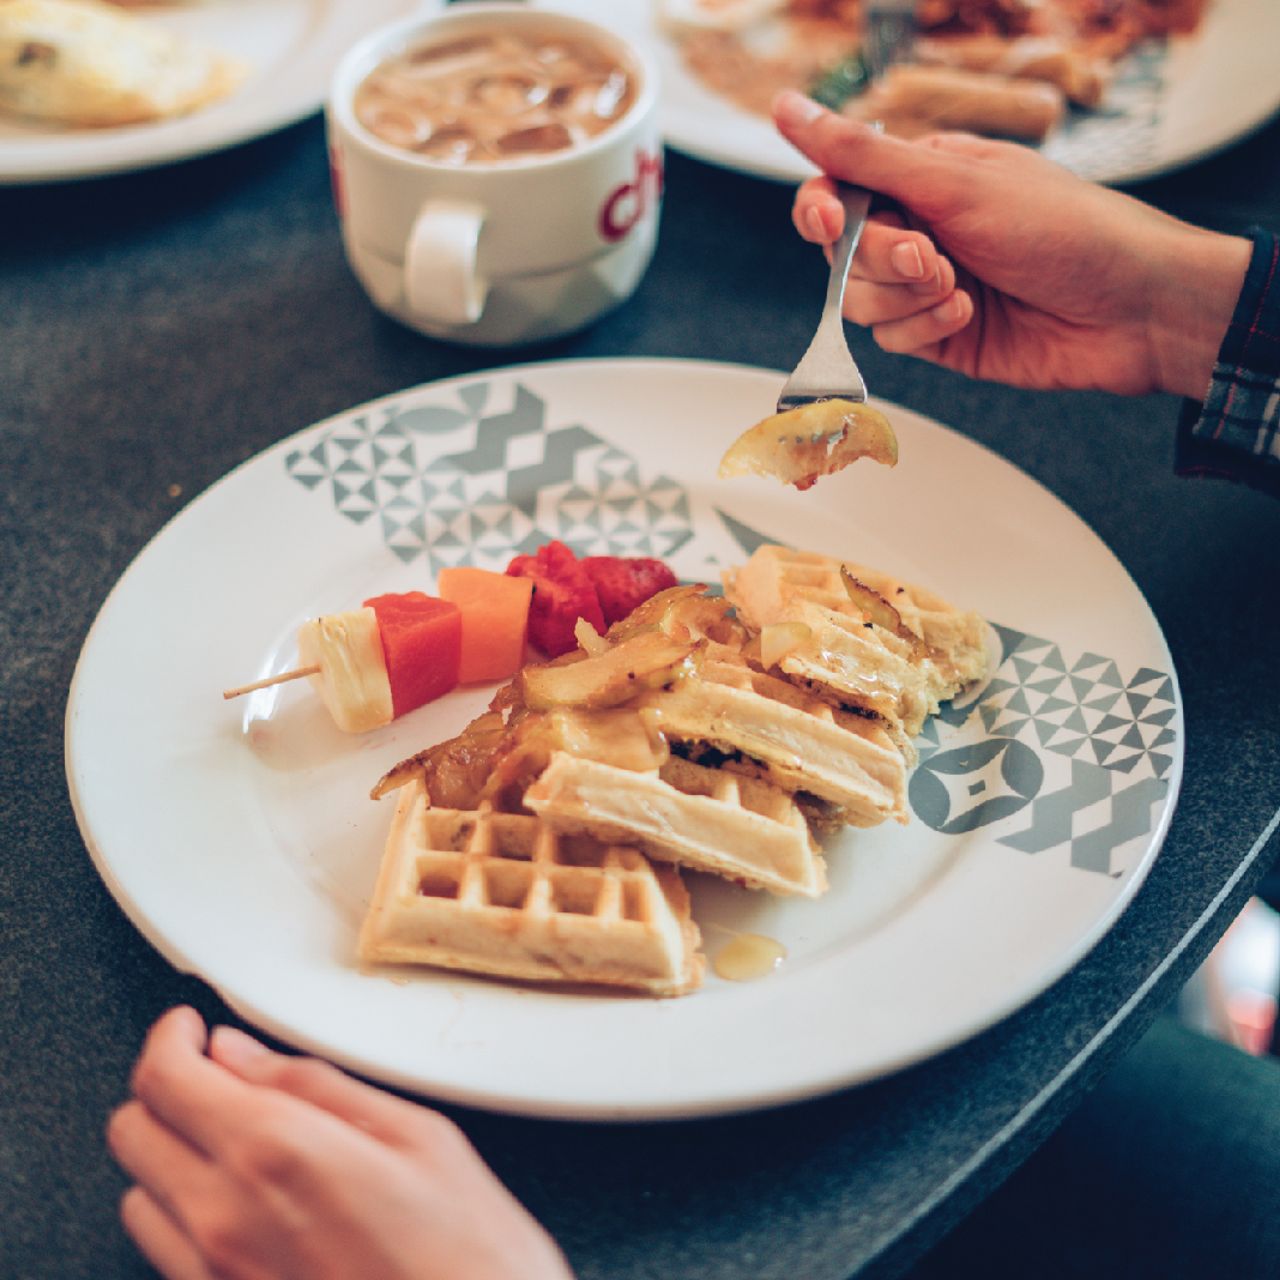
[1175, 227, 1280, 499]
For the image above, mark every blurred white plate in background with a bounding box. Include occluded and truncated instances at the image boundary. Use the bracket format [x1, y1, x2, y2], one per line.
[542, 0, 1280, 184]
[0, 0, 430, 184]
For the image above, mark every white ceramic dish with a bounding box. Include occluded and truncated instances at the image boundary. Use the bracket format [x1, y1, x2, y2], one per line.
[539, 0, 1280, 185]
[66, 358, 1182, 1119]
[0, 0, 428, 184]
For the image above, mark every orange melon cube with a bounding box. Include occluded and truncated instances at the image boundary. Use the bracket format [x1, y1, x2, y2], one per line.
[437, 567, 534, 684]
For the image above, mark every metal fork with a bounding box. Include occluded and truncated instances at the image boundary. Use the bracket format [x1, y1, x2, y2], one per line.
[775, 2, 914, 416]
[775, 180, 873, 414]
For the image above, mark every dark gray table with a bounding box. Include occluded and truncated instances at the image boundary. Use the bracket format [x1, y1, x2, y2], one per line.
[4, 111, 1279, 1280]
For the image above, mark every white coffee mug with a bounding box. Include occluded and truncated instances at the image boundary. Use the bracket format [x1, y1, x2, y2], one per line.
[327, 4, 662, 347]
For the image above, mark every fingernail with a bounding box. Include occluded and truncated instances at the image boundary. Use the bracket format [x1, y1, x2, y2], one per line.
[806, 207, 828, 241]
[911, 267, 943, 296]
[931, 293, 965, 323]
[211, 1025, 269, 1069]
[890, 242, 925, 279]
[164, 1004, 208, 1044]
[774, 90, 825, 128]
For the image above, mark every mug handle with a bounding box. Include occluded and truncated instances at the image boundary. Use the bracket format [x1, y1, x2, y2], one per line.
[404, 199, 487, 325]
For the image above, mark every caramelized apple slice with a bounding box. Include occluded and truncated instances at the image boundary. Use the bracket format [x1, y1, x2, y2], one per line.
[759, 621, 813, 668]
[606, 585, 705, 640]
[840, 566, 930, 661]
[718, 399, 898, 490]
[575, 617, 610, 656]
[521, 631, 698, 711]
[370, 709, 508, 804]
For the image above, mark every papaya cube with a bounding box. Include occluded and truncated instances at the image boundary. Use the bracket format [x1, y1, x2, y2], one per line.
[436, 567, 533, 684]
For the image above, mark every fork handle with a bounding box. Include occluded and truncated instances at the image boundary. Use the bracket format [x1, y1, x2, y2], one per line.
[824, 182, 874, 327]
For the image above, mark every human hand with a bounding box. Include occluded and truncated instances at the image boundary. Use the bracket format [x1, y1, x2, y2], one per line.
[107, 1007, 573, 1280]
[773, 90, 1250, 400]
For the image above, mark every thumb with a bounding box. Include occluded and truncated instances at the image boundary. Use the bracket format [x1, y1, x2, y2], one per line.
[773, 91, 963, 212]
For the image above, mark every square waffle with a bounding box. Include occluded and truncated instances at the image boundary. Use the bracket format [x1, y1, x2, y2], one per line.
[524, 751, 827, 898]
[359, 781, 703, 996]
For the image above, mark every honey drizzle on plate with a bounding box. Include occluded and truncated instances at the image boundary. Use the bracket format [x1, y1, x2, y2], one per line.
[712, 932, 787, 982]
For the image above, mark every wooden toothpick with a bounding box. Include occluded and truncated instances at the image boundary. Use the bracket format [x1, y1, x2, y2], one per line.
[222, 666, 321, 700]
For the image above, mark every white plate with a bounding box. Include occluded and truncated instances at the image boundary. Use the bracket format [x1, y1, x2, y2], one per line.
[66, 358, 1183, 1119]
[0, 0, 428, 185]
[540, 0, 1280, 184]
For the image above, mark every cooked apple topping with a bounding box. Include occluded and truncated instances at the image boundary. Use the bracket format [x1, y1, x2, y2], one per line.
[718, 398, 898, 490]
[759, 621, 813, 669]
[840, 566, 930, 662]
[520, 630, 699, 711]
[370, 708, 508, 804]
[574, 616, 610, 656]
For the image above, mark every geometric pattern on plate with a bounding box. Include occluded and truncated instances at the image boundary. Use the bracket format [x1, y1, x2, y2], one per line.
[358, 781, 703, 995]
[954, 625, 1177, 781]
[913, 623, 1176, 876]
[523, 751, 826, 898]
[284, 380, 694, 569]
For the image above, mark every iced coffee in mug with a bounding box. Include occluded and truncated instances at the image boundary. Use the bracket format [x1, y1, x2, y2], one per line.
[328, 4, 662, 346]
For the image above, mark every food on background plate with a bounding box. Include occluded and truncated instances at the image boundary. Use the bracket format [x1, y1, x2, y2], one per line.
[912, 33, 1108, 108]
[657, 0, 1209, 144]
[360, 544, 989, 994]
[0, 0, 246, 128]
[660, 0, 858, 118]
[854, 61, 1065, 141]
[718, 397, 898, 490]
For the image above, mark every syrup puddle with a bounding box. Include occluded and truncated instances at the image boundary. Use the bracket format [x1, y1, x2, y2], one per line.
[709, 926, 788, 982]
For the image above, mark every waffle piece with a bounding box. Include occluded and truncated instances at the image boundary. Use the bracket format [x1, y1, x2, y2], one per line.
[841, 557, 989, 688]
[524, 752, 827, 898]
[639, 658, 907, 827]
[776, 597, 937, 737]
[725, 544, 989, 705]
[359, 781, 703, 996]
[373, 705, 668, 811]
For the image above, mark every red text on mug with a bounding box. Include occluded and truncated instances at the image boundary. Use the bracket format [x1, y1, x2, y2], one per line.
[598, 149, 663, 244]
